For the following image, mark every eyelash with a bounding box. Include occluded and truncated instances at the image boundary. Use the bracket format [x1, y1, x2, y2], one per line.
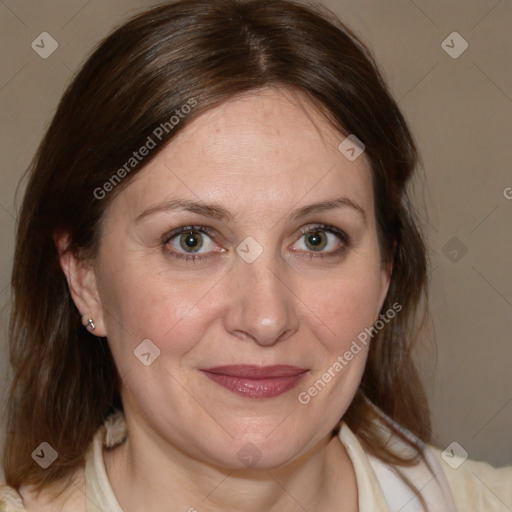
[162, 224, 351, 263]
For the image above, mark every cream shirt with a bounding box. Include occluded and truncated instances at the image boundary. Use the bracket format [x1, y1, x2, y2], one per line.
[1, 413, 511, 511]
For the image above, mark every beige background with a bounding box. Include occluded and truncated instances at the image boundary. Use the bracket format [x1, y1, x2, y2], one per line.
[0, 0, 511, 483]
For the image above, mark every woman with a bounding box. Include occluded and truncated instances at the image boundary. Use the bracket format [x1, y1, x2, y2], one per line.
[1, 0, 511, 510]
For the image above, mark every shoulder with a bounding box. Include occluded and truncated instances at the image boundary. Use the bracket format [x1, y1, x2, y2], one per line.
[429, 445, 512, 511]
[0, 485, 27, 511]
[0, 412, 125, 512]
[342, 402, 512, 511]
[0, 467, 87, 512]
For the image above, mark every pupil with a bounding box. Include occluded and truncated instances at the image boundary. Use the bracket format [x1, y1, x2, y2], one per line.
[181, 231, 202, 252]
[307, 231, 326, 251]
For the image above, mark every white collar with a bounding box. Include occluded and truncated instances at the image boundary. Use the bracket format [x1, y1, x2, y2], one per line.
[84, 411, 456, 512]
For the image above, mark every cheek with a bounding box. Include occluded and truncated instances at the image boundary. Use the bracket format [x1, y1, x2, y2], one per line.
[96, 248, 221, 360]
[304, 263, 385, 354]
[293, 265, 384, 419]
[96, 229, 386, 369]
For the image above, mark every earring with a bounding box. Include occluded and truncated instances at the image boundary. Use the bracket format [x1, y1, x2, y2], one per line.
[83, 317, 96, 331]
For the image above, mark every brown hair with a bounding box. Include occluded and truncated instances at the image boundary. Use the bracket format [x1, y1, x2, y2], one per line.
[4, 0, 431, 497]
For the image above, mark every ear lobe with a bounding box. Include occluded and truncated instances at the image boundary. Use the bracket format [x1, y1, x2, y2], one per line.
[55, 233, 107, 337]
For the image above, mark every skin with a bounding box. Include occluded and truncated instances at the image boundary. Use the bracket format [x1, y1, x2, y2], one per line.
[53, 87, 391, 512]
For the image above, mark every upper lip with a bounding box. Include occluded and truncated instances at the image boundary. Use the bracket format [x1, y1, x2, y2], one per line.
[201, 365, 308, 378]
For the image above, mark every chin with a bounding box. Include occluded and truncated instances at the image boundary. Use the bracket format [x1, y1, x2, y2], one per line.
[209, 432, 317, 472]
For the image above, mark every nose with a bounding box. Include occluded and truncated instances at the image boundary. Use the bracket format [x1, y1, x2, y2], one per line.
[223, 251, 300, 347]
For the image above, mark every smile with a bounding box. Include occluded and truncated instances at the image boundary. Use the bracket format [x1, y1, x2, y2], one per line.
[200, 365, 309, 399]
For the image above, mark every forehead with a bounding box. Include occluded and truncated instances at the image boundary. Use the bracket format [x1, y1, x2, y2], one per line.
[110, 88, 374, 224]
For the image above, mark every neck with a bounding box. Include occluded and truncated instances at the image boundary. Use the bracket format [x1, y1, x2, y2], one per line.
[104, 421, 358, 512]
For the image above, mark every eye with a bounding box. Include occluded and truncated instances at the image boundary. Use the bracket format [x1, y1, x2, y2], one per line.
[163, 226, 222, 262]
[162, 223, 350, 263]
[291, 224, 350, 258]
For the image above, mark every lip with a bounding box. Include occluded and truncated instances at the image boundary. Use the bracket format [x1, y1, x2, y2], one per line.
[200, 365, 309, 399]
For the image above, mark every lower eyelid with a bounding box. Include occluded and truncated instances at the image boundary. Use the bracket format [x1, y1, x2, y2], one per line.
[163, 225, 350, 259]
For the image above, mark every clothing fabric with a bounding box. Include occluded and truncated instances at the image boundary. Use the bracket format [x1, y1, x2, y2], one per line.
[1, 412, 511, 511]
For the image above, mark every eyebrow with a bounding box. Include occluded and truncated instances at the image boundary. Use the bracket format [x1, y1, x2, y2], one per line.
[134, 197, 366, 225]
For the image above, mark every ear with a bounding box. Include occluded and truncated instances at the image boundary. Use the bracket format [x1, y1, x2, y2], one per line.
[54, 232, 107, 337]
[375, 242, 396, 318]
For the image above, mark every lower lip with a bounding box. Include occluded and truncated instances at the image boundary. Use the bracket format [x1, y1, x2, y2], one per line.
[201, 371, 307, 399]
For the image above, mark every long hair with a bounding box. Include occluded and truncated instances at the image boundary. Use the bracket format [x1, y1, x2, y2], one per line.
[4, 0, 431, 494]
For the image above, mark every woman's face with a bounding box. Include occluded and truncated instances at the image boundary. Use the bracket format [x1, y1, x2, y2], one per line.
[82, 88, 390, 469]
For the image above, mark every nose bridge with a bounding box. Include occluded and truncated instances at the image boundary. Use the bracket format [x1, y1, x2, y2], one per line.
[225, 240, 299, 346]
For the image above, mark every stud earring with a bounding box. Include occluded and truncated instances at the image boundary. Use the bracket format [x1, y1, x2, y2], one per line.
[82, 317, 96, 331]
